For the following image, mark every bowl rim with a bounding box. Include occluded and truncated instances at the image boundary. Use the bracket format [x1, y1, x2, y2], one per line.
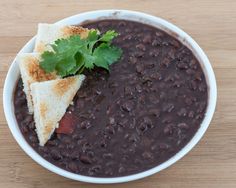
[3, 9, 217, 184]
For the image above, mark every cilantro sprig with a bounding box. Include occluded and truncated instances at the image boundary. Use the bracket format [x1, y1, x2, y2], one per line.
[39, 30, 122, 77]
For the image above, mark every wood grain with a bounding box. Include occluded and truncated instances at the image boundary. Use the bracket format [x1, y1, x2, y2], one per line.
[1, 0, 236, 187]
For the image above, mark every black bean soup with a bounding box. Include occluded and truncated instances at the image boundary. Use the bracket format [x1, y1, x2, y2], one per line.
[14, 20, 208, 177]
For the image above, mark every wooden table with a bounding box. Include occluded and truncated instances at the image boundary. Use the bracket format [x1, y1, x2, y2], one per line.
[1, 0, 236, 187]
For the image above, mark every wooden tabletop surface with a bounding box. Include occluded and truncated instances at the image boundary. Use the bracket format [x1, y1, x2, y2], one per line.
[1, 0, 236, 187]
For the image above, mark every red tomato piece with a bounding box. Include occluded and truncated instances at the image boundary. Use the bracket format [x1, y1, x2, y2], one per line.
[56, 113, 76, 134]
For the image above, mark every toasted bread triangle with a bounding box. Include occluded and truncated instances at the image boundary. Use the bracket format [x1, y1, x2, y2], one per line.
[34, 23, 90, 53]
[17, 53, 58, 113]
[30, 75, 85, 146]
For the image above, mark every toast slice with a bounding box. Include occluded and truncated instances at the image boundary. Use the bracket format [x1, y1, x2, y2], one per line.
[30, 75, 85, 146]
[34, 23, 90, 53]
[17, 53, 58, 113]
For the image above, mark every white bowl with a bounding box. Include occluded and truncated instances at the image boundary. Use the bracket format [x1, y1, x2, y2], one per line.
[3, 10, 217, 184]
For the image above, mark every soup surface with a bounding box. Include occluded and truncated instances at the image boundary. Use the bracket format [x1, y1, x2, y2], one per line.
[14, 20, 208, 177]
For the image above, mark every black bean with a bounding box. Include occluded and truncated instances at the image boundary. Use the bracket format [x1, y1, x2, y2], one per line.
[145, 62, 155, 69]
[177, 123, 189, 130]
[189, 80, 198, 90]
[82, 142, 92, 152]
[190, 60, 198, 70]
[118, 118, 128, 128]
[164, 75, 175, 82]
[149, 109, 160, 117]
[80, 154, 92, 164]
[135, 64, 143, 73]
[100, 140, 107, 148]
[63, 137, 72, 144]
[162, 116, 172, 124]
[136, 43, 146, 51]
[105, 126, 115, 135]
[124, 86, 134, 96]
[129, 56, 138, 64]
[160, 91, 167, 100]
[68, 143, 76, 150]
[142, 151, 154, 160]
[118, 21, 126, 27]
[89, 113, 96, 120]
[106, 161, 115, 167]
[50, 149, 62, 161]
[149, 49, 160, 57]
[118, 166, 126, 173]
[28, 122, 35, 130]
[89, 165, 101, 175]
[151, 72, 162, 81]
[177, 62, 188, 69]
[168, 49, 175, 59]
[58, 144, 65, 149]
[170, 40, 180, 48]
[80, 120, 91, 129]
[108, 82, 118, 88]
[199, 83, 207, 92]
[103, 153, 113, 159]
[159, 143, 170, 150]
[125, 28, 131, 33]
[137, 122, 148, 133]
[67, 105, 75, 112]
[122, 34, 132, 41]
[143, 117, 153, 128]
[67, 162, 78, 173]
[77, 138, 86, 145]
[134, 51, 145, 58]
[87, 151, 95, 158]
[121, 101, 134, 112]
[98, 21, 109, 27]
[29, 134, 38, 143]
[186, 69, 195, 75]
[162, 103, 175, 112]
[71, 151, 80, 160]
[24, 115, 33, 124]
[61, 150, 70, 158]
[38, 146, 48, 154]
[143, 35, 152, 44]
[152, 38, 161, 46]
[47, 140, 58, 146]
[142, 75, 152, 83]
[198, 102, 207, 113]
[122, 155, 129, 162]
[15, 98, 24, 106]
[196, 114, 203, 120]
[172, 80, 182, 87]
[128, 133, 140, 143]
[185, 98, 193, 105]
[16, 113, 23, 121]
[177, 108, 187, 117]
[162, 41, 169, 46]
[105, 169, 113, 176]
[135, 85, 142, 93]
[76, 100, 84, 108]
[188, 111, 195, 118]
[21, 126, 28, 134]
[109, 117, 115, 125]
[72, 133, 80, 140]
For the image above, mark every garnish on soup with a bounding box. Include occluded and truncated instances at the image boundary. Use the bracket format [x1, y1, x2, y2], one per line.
[39, 30, 122, 77]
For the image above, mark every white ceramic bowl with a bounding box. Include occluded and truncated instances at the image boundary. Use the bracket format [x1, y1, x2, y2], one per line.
[3, 10, 217, 184]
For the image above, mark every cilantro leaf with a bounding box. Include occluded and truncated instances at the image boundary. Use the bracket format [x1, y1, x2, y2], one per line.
[40, 51, 58, 73]
[93, 43, 122, 70]
[39, 30, 122, 77]
[100, 30, 118, 42]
